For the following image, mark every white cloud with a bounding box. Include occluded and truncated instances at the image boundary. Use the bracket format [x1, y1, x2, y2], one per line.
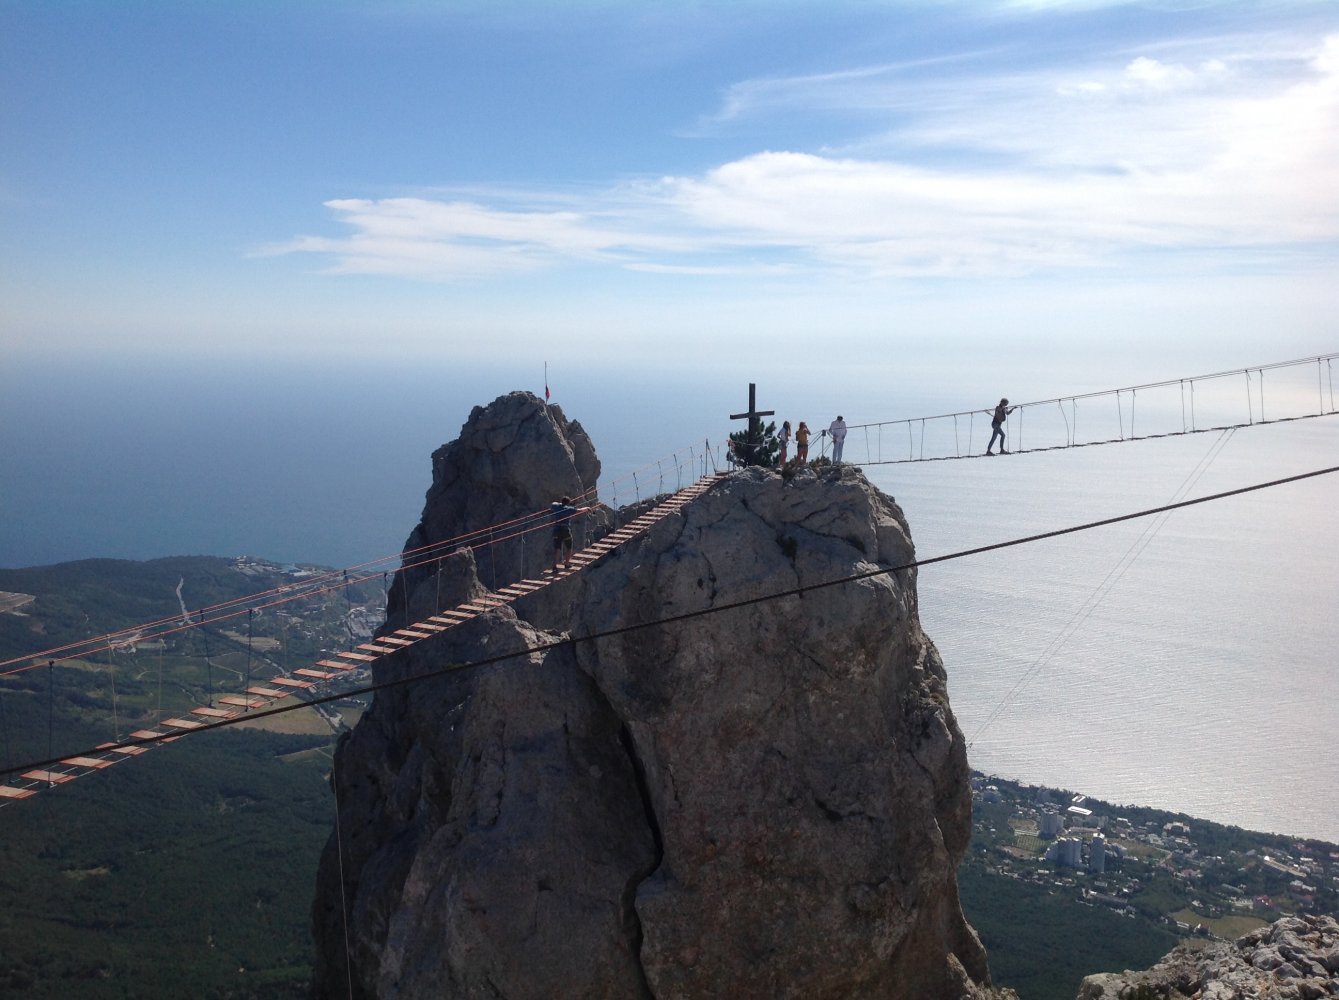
[1122, 55, 1221, 90]
[270, 31, 1339, 282]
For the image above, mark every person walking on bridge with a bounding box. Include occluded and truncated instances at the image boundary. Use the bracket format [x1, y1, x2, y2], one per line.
[550, 496, 589, 572]
[986, 398, 1016, 455]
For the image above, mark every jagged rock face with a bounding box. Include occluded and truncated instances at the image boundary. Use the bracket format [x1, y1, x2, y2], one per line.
[390, 391, 607, 612]
[311, 399, 993, 1000]
[1078, 915, 1339, 1000]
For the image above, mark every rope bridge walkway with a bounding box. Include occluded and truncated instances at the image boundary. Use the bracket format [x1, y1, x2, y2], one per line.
[3, 351, 1334, 803]
[0, 473, 727, 803]
[828, 353, 1338, 467]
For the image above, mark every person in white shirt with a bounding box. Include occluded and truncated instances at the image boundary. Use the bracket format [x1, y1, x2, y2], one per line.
[828, 416, 847, 464]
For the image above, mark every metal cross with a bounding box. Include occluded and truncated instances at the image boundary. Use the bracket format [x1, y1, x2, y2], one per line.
[729, 382, 775, 466]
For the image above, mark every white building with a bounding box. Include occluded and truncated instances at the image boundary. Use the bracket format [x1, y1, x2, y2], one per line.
[1090, 833, 1107, 874]
[1046, 837, 1083, 868]
[1038, 811, 1064, 839]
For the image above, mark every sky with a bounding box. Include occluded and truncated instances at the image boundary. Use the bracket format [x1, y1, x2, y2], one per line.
[3, 0, 1338, 377]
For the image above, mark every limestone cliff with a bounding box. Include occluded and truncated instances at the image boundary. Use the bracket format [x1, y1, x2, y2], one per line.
[1078, 915, 1339, 1000]
[311, 391, 996, 999]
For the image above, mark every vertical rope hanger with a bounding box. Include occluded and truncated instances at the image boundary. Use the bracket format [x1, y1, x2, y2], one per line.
[46, 660, 54, 786]
[330, 752, 356, 1000]
[199, 608, 214, 708]
[157, 631, 165, 729]
[107, 646, 122, 741]
[90, 611, 121, 739]
[487, 527, 497, 591]
[244, 609, 254, 710]
[0, 682, 11, 779]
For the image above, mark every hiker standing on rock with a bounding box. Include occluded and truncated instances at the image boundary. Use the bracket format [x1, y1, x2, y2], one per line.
[795, 421, 810, 463]
[828, 415, 847, 464]
[986, 398, 1016, 455]
[778, 420, 792, 465]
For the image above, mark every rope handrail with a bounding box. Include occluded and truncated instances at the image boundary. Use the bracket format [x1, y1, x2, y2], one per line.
[0, 473, 730, 800]
[844, 352, 1339, 433]
[0, 440, 720, 675]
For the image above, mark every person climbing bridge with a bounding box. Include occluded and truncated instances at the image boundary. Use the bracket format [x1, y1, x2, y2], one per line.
[828, 415, 847, 464]
[795, 421, 811, 463]
[550, 495, 589, 572]
[986, 398, 1016, 455]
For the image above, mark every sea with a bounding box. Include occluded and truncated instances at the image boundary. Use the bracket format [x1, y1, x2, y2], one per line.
[3, 354, 1337, 844]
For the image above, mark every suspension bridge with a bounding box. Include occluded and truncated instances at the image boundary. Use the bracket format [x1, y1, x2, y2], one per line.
[1, 352, 1336, 805]
[817, 352, 1337, 466]
[0, 471, 729, 801]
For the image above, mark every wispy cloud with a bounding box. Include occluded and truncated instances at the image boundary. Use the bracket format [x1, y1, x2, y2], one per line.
[268, 31, 1339, 282]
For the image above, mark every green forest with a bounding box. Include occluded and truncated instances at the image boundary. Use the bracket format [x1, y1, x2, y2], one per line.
[0, 556, 362, 998]
[0, 729, 332, 999]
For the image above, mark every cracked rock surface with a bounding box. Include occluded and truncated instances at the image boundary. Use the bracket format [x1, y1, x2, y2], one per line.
[310, 394, 994, 1000]
[1078, 915, 1339, 1000]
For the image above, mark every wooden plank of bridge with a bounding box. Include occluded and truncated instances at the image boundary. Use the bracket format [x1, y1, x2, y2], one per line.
[358, 642, 399, 654]
[377, 636, 413, 647]
[270, 677, 314, 690]
[295, 668, 335, 680]
[162, 717, 206, 729]
[22, 770, 74, 784]
[98, 743, 147, 756]
[218, 696, 267, 709]
[338, 650, 378, 661]
[191, 706, 236, 719]
[316, 659, 355, 671]
[0, 785, 36, 799]
[61, 756, 113, 769]
[131, 729, 165, 739]
[246, 687, 285, 699]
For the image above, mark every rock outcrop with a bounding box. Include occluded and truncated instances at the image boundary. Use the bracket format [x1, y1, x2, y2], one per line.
[391, 391, 610, 610]
[1078, 915, 1339, 1000]
[311, 392, 996, 999]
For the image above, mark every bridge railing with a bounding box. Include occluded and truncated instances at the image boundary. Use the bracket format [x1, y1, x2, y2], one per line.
[842, 353, 1337, 465]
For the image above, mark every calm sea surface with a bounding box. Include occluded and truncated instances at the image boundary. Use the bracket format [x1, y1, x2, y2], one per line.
[4, 357, 1336, 842]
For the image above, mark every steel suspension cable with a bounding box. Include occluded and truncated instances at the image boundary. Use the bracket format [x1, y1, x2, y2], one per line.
[967, 427, 1237, 746]
[7, 462, 1334, 782]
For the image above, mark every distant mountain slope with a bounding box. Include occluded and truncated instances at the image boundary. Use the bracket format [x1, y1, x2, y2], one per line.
[0, 555, 381, 998]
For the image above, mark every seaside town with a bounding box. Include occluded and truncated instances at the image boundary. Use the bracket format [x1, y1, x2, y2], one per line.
[968, 773, 1339, 940]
